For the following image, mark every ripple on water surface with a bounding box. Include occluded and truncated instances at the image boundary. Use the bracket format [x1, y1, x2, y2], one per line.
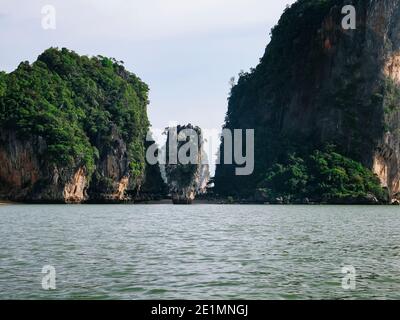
[0, 204, 400, 299]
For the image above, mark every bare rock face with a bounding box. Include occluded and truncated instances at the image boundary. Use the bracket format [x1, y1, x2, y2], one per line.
[316, 0, 400, 200]
[0, 127, 139, 203]
[86, 126, 133, 203]
[0, 129, 88, 203]
[63, 168, 88, 203]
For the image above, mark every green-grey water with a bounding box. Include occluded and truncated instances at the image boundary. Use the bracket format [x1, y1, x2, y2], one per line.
[0, 204, 400, 300]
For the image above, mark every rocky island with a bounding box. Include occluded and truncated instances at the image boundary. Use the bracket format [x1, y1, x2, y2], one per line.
[214, 0, 400, 204]
[0, 48, 152, 203]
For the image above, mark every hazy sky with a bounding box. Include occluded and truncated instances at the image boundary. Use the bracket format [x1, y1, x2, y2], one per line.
[0, 0, 296, 172]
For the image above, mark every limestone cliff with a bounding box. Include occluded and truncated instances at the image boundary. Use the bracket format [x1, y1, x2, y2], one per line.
[215, 0, 400, 203]
[0, 129, 88, 203]
[163, 124, 210, 204]
[0, 48, 151, 203]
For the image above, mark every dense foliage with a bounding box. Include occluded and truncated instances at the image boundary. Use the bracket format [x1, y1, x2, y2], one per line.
[258, 147, 388, 203]
[0, 48, 149, 180]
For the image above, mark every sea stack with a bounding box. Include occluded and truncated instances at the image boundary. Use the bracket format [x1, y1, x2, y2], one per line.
[162, 124, 210, 204]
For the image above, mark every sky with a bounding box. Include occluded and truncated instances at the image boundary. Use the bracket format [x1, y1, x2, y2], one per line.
[0, 0, 296, 173]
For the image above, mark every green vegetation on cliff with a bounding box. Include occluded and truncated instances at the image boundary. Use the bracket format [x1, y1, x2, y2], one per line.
[0, 48, 149, 180]
[258, 146, 388, 203]
[0, 72, 6, 97]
